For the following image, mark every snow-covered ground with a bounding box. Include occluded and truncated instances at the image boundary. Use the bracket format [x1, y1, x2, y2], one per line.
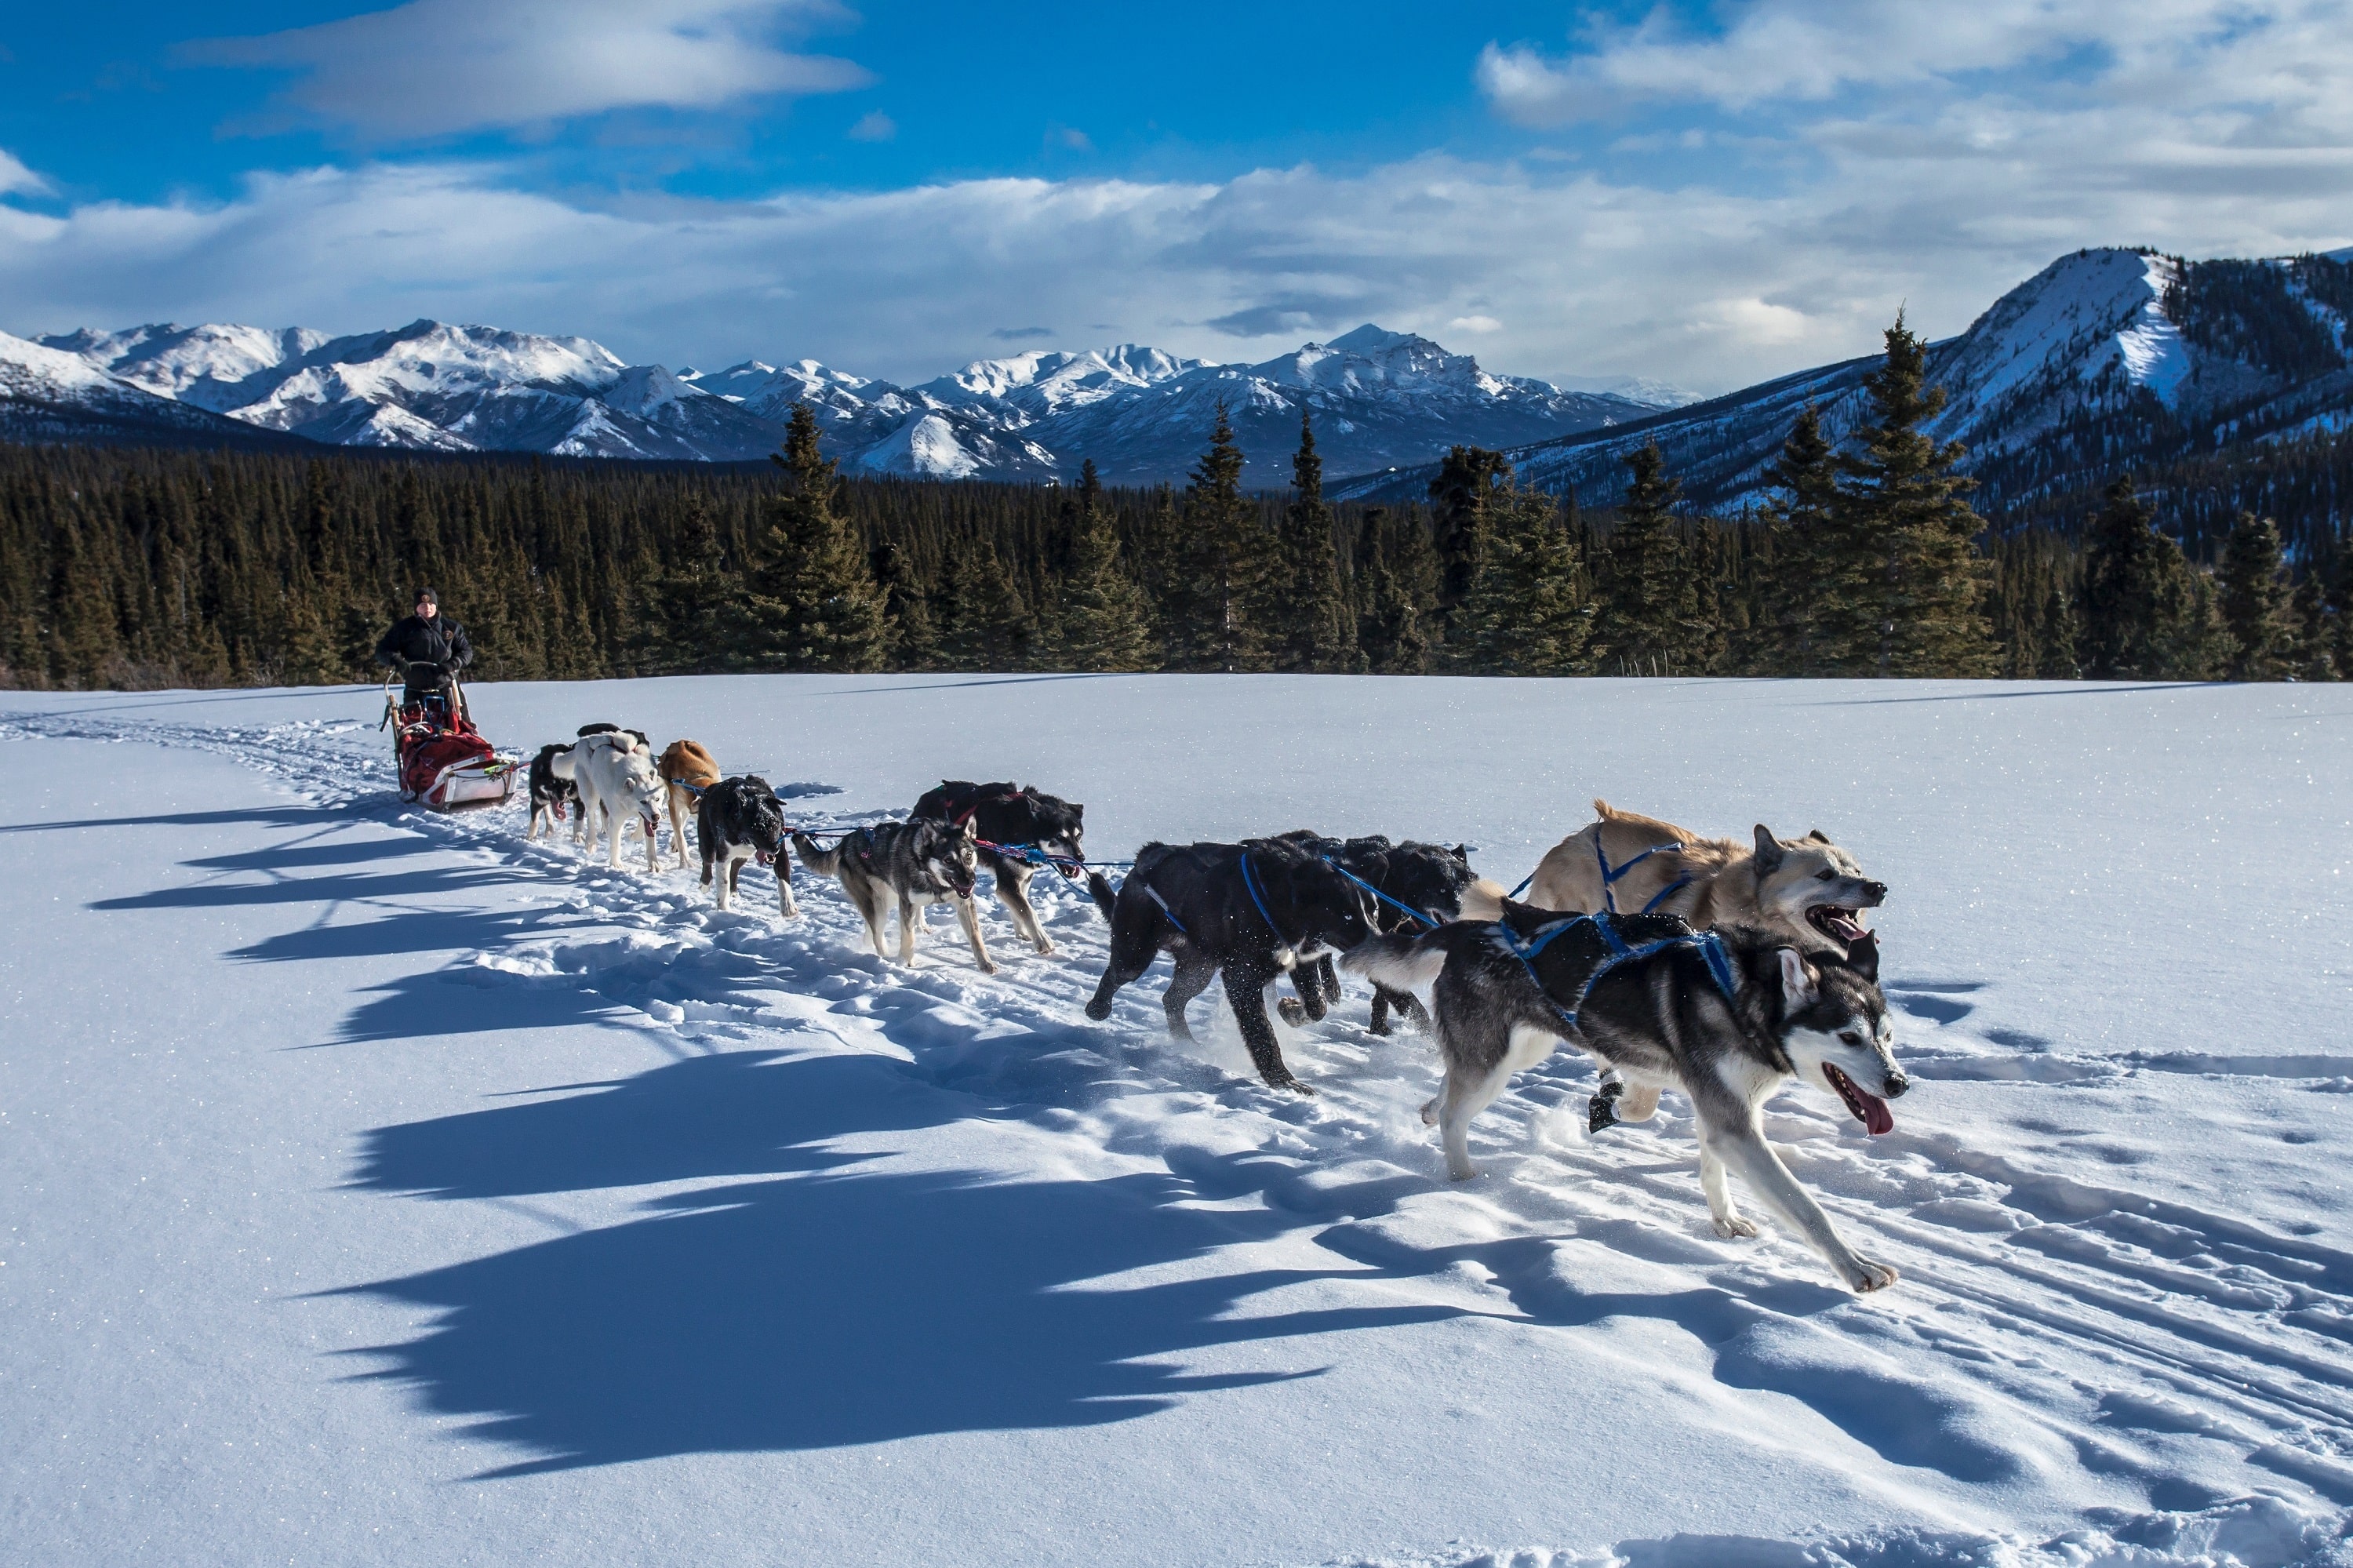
[3, 673, 2350, 1568]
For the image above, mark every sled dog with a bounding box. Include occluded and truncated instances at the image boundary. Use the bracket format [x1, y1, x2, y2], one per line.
[658, 740, 722, 871]
[1526, 802, 1889, 1126]
[1346, 911, 1907, 1292]
[792, 818, 995, 972]
[911, 780, 1086, 956]
[527, 743, 580, 842]
[1084, 839, 1374, 1094]
[1527, 801, 1886, 948]
[1275, 832, 1505, 1035]
[697, 775, 798, 918]
[569, 730, 666, 871]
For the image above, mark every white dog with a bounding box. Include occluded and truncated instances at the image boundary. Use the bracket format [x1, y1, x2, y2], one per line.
[569, 732, 665, 870]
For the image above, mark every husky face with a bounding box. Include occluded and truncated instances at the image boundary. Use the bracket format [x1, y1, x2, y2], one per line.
[1753, 825, 1887, 947]
[1774, 937, 1907, 1136]
[923, 820, 981, 898]
[740, 788, 787, 866]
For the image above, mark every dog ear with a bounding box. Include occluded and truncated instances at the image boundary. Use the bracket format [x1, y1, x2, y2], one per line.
[1846, 930, 1880, 983]
[1752, 825, 1785, 872]
[1777, 948, 1820, 1008]
[1807, 829, 1832, 844]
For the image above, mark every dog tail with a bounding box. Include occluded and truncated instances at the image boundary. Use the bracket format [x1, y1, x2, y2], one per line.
[1457, 877, 1507, 922]
[791, 831, 845, 878]
[1086, 871, 1118, 922]
[1341, 931, 1449, 994]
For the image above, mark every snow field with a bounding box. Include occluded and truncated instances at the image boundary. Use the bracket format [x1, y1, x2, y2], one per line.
[3, 673, 2351, 1567]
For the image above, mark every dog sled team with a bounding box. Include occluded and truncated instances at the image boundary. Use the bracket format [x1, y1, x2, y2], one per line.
[520, 724, 1908, 1293]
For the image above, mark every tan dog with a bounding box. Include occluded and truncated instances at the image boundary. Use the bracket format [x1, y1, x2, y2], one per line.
[656, 740, 722, 871]
[1525, 800, 1888, 1124]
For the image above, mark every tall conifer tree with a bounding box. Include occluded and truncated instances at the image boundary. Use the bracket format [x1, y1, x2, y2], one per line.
[1056, 458, 1158, 671]
[1598, 442, 1693, 675]
[2218, 511, 2293, 679]
[736, 405, 889, 672]
[1176, 402, 1275, 671]
[1270, 410, 1358, 671]
[1832, 313, 1997, 676]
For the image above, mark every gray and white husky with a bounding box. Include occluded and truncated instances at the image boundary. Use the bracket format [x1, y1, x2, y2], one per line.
[1345, 910, 1909, 1292]
[791, 818, 996, 973]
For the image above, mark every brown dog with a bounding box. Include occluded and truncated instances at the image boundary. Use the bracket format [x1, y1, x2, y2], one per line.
[656, 740, 722, 871]
[1524, 800, 1888, 1125]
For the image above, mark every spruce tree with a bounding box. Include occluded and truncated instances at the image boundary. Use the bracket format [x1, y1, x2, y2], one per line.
[1598, 442, 1693, 675]
[1056, 458, 1158, 671]
[1832, 312, 1997, 677]
[2217, 511, 2293, 679]
[1456, 482, 1593, 675]
[1354, 509, 1430, 675]
[939, 534, 1036, 670]
[1269, 410, 1358, 671]
[2077, 477, 2196, 679]
[1760, 404, 1849, 672]
[1176, 402, 1275, 671]
[1427, 446, 1511, 627]
[870, 537, 939, 670]
[736, 405, 889, 672]
[642, 491, 736, 674]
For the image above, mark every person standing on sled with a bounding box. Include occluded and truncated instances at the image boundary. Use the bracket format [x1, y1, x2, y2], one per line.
[375, 587, 474, 710]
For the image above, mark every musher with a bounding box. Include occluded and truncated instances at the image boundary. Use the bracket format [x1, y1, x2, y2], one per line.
[374, 586, 475, 709]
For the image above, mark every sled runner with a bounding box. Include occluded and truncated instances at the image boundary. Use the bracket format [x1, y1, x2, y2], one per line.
[380, 660, 518, 811]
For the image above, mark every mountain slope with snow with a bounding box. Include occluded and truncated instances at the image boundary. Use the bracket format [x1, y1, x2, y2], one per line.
[24, 315, 1664, 480]
[0, 329, 313, 449]
[1337, 246, 2353, 513]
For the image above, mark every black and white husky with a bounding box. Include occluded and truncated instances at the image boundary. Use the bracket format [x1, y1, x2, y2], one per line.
[526, 743, 580, 842]
[911, 780, 1085, 956]
[697, 775, 799, 918]
[1346, 908, 1909, 1292]
[791, 818, 995, 973]
[1083, 839, 1373, 1094]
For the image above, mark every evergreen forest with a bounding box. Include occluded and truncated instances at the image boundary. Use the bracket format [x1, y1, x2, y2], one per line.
[3, 319, 2347, 690]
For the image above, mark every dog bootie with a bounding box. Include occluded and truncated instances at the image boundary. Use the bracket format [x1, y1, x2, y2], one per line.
[1587, 1079, 1624, 1135]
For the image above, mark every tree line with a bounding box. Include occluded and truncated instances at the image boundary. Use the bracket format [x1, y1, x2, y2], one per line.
[2, 315, 2345, 690]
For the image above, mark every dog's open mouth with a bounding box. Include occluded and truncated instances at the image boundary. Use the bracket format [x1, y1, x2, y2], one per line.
[1824, 1064, 1895, 1135]
[755, 848, 774, 866]
[1809, 905, 1868, 944]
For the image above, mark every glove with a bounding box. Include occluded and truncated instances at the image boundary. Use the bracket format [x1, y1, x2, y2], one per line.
[438, 658, 460, 675]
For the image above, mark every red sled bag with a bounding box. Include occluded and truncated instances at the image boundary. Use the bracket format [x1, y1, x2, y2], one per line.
[383, 676, 519, 811]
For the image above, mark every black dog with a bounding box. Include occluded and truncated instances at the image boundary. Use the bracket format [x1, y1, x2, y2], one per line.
[1084, 838, 1373, 1094]
[1274, 832, 1503, 1035]
[526, 742, 579, 842]
[911, 780, 1085, 956]
[697, 775, 798, 917]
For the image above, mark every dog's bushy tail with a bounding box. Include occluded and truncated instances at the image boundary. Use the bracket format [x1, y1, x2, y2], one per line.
[1341, 931, 1449, 994]
[1086, 871, 1118, 922]
[791, 831, 845, 878]
[1457, 877, 1507, 923]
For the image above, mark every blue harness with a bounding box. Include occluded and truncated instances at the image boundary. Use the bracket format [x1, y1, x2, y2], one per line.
[1238, 851, 1291, 949]
[1596, 835, 1693, 915]
[1493, 910, 1739, 1033]
[1321, 859, 1438, 930]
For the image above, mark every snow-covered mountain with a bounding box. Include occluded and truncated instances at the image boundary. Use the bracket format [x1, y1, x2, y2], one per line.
[0, 329, 308, 449]
[1336, 246, 2353, 514]
[21, 315, 1667, 482]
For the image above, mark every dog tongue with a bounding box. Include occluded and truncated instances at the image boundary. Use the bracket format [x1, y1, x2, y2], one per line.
[1858, 1089, 1894, 1136]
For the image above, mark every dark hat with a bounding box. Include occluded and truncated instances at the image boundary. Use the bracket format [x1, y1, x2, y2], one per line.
[413, 586, 439, 606]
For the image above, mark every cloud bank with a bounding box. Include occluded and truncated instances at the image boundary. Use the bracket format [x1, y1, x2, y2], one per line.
[189, 0, 868, 139]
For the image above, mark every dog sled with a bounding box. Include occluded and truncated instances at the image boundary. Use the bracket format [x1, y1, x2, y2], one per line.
[380, 660, 519, 811]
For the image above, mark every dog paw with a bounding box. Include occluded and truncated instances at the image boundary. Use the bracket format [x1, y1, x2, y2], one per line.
[1419, 1096, 1441, 1125]
[1084, 999, 1112, 1021]
[1367, 1020, 1392, 1037]
[1033, 940, 1056, 956]
[1587, 1091, 1621, 1135]
[1446, 1162, 1478, 1182]
[1846, 1257, 1900, 1293]
[976, 959, 999, 975]
[1276, 998, 1307, 1027]
[1267, 1075, 1315, 1097]
[1713, 1217, 1761, 1239]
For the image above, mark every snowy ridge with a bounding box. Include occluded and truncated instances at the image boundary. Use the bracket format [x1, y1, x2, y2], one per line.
[1339, 246, 2353, 511]
[3, 673, 2349, 1565]
[0, 327, 301, 446]
[26, 314, 1664, 479]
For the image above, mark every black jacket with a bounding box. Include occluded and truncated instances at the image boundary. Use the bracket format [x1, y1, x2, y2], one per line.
[375, 613, 474, 672]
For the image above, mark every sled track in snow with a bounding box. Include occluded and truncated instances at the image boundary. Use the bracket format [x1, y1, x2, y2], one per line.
[12, 708, 2353, 1537]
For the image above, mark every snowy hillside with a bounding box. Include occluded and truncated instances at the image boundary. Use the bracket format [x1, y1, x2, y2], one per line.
[24, 315, 1663, 482]
[1337, 246, 2353, 513]
[0, 329, 307, 448]
[4, 673, 2351, 1567]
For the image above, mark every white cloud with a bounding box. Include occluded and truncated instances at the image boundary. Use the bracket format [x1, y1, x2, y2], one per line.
[846, 111, 896, 142]
[0, 149, 53, 198]
[1446, 315, 1503, 333]
[189, 0, 870, 139]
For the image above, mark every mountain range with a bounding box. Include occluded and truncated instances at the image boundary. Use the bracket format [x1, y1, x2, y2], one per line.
[0, 317, 1675, 486]
[1333, 246, 2353, 518]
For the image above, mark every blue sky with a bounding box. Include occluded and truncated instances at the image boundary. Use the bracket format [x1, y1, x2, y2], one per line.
[4, 2, 2351, 391]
